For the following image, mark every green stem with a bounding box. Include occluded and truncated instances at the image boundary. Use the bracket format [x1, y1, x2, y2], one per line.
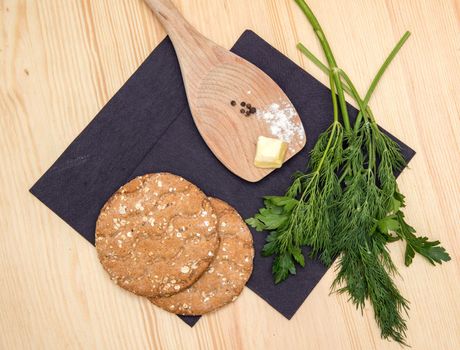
[338, 70, 367, 116]
[297, 43, 354, 96]
[338, 168, 348, 183]
[354, 31, 411, 131]
[330, 72, 339, 123]
[297, 43, 373, 131]
[295, 0, 351, 132]
[366, 108, 377, 124]
[368, 134, 375, 174]
[296, 31, 411, 132]
[363, 31, 411, 108]
[294, 1, 337, 66]
[333, 71, 351, 131]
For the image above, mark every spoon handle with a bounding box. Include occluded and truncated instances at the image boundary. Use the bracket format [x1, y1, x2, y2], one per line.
[143, 0, 190, 39]
[144, 0, 217, 77]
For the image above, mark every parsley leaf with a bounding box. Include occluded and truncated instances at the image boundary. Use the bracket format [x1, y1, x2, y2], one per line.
[395, 211, 451, 266]
[273, 253, 297, 284]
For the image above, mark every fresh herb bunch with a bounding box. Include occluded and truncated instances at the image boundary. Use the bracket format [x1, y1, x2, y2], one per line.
[246, 0, 450, 345]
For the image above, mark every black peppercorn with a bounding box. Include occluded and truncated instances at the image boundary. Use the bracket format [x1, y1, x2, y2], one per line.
[230, 100, 236, 106]
[240, 109, 245, 114]
[250, 107, 256, 114]
[240, 101, 246, 107]
[246, 103, 252, 109]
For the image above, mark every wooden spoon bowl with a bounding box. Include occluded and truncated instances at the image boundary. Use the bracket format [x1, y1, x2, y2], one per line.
[144, 0, 306, 182]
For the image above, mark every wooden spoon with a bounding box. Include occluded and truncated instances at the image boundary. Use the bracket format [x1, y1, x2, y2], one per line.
[143, 0, 306, 182]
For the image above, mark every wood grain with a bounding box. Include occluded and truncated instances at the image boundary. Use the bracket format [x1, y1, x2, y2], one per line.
[144, 0, 306, 182]
[1, 0, 459, 349]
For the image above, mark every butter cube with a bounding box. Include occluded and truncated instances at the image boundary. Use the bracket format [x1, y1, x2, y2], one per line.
[254, 136, 288, 169]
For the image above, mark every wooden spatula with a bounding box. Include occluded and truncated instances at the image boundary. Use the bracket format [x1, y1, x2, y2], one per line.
[144, 0, 306, 182]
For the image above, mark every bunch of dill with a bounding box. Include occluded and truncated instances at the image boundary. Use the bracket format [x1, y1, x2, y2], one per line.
[246, 0, 450, 345]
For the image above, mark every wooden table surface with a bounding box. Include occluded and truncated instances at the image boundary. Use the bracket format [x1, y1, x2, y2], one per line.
[1, 0, 459, 349]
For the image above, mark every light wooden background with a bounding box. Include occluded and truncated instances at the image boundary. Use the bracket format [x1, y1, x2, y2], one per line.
[1, 0, 459, 349]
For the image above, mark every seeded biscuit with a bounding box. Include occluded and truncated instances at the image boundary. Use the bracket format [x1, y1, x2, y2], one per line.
[150, 198, 254, 315]
[95, 173, 219, 297]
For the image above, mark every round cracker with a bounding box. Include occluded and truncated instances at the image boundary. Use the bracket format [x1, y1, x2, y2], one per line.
[95, 173, 219, 297]
[150, 198, 254, 315]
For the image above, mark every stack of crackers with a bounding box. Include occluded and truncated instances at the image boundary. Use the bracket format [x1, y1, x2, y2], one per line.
[95, 173, 254, 315]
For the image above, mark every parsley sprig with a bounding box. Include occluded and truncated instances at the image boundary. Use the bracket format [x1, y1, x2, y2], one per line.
[247, 0, 450, 345]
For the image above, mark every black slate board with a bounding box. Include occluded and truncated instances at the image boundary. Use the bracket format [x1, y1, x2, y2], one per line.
[30, 30, 415, 327]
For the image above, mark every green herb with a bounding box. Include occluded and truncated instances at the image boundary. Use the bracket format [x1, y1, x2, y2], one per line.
[247, 0, 450, 345]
